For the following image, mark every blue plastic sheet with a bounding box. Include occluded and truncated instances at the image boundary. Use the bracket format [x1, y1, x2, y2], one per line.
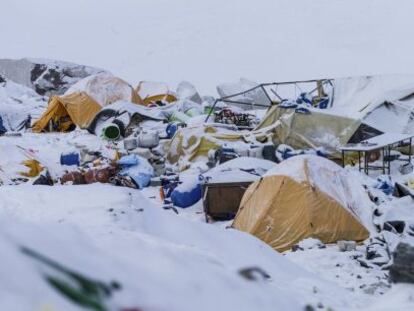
[118, 154, 154, 189]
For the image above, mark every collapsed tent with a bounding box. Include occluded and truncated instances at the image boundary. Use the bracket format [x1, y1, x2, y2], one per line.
[362, 100, 414, 134]
[328, 76, 414, 136]
[166, 125, 272, 170]
[255, 106, 381, 158]
[32, 92, 101, 132]
[232, 155, 372, 252]
[66, 72, 143, 106]
[329, 75, 414, 116]
[217, 78, 272, 108]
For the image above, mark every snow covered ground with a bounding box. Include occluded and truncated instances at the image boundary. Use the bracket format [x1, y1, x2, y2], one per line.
[2, 0, 414, 94]
[0, 181, 375, 311]
[2, 1, 414, 310]
[0, 129, 412, 310]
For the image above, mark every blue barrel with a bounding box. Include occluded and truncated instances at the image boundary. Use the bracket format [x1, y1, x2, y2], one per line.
[60, 152, 80, 166]
[171, 183, 202, 208]
[166, 123, 178, 139]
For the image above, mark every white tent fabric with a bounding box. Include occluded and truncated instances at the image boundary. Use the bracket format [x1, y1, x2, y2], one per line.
[330, 75, 414, 118]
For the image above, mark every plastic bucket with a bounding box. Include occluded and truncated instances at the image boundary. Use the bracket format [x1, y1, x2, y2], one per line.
[102, 123, 120, 140]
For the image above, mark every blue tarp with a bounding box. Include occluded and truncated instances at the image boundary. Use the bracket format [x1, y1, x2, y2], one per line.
[118, 154, 154, 189]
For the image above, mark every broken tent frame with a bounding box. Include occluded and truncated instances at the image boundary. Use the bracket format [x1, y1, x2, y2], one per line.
[204, 79, 334, 122]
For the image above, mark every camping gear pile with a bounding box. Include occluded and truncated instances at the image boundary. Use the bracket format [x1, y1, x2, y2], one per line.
[3, 71, 414, 259]
[213, 107, 258, 129]
[5, 66, 414, 310]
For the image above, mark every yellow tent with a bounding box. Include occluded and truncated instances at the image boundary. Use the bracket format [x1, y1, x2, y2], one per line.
[32, 92, 102, 132]
[136, 81, 177, 106]
[233, 155, 370, 252]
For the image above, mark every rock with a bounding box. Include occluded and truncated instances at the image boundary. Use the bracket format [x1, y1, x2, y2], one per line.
[366, 242, 391, 266]
[33, 171, 54, 186]
[357, 259, 371, 268]
[383, 221, 405, 234]
[337, 240, 357, 252]
[291, 244, 304, 252]
[0, 74, 5, 84]
[297, 238, 325, 250]
[238, 267, 271, 282]
[389, 242, 414, 283]
[0, 58, 105, 96]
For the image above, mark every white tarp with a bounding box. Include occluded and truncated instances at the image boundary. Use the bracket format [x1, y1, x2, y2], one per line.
[330, 75, 414, 118]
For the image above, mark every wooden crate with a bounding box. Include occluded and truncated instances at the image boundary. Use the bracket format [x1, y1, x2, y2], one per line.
[202, 181, 253, 221]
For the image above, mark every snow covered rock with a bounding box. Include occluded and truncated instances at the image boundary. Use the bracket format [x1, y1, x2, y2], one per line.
[337, 240, 357, 252]
[0, 78, 47, 130]
[0, 58, 105, 96]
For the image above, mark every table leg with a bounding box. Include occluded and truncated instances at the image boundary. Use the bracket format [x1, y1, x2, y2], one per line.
[365, 152, 368, 175]
[388, 145, 391, 175]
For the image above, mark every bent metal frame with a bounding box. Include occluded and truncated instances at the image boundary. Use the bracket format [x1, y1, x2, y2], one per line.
[204, 79, 334, 122]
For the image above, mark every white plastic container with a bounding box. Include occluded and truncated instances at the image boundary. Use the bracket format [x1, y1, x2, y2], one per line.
[248, 145, 264, 158]
[137, 131, 160, 148]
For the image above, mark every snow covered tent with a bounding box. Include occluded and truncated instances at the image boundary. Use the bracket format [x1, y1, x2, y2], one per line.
[255, 105, 381, 158]
[329, 75, 414, 136]
[32, 92, 101, 132]
[233, 155, 371, 252]
[167, 125, 243, 167]
[329, 75, 414, 116]
[136, 81, 177, 106]
[66, 72, 143, 106]
[166, 125, 273, 170]
[362, 100, 414, 134]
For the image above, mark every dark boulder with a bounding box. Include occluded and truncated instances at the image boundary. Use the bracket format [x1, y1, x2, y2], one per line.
[389, 242, 414, 283]
[0, 58, 106, 96]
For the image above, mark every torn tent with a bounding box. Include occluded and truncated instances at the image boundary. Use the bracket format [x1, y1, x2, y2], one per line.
[255, 105, 381, 159]
[166, 125, 272, 170]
